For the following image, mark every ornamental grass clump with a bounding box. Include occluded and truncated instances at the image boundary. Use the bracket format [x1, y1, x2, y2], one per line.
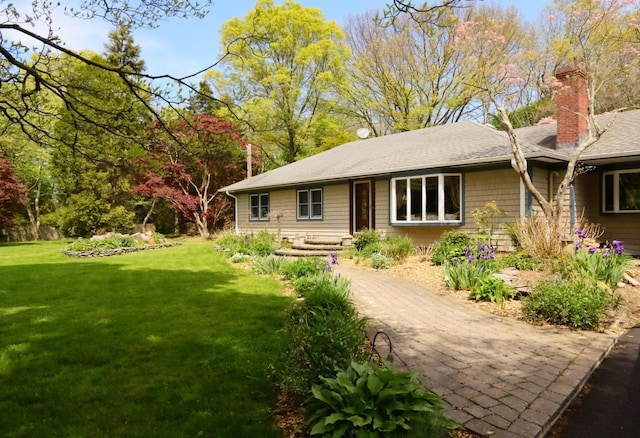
[381, 235, 416, 262]
[252, 255, 287, 275]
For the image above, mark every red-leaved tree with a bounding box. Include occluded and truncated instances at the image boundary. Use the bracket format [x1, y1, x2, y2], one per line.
[134, 115, 250, 237]
[0, 157, 28, 227]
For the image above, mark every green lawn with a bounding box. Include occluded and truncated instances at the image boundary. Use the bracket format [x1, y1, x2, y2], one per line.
[0, 240, 289, 437]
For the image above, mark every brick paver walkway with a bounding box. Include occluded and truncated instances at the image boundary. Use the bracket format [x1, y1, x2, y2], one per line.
[334, 265, 616, 438]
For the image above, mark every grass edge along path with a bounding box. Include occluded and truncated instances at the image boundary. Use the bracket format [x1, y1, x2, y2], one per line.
[0, 240, 289, 438]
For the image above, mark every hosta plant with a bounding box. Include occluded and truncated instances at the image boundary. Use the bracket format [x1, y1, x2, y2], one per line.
[304, 361, 456, 438]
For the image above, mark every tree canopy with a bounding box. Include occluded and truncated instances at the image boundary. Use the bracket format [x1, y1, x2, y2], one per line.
[134, 114, 249, 237]
[0, 0, 216, 148]
[213, 0, 350, 166]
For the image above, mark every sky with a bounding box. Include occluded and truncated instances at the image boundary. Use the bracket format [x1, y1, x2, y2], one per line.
[14, 0, 549, 82]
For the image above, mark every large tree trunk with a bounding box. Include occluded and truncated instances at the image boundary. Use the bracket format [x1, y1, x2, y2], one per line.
[193, 212, 209, 238]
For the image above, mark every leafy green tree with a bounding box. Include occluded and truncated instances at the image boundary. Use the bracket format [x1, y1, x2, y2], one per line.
[214, 0, 350, 166]
[51, 43, 149, 236]
[342, 8, 479, 135]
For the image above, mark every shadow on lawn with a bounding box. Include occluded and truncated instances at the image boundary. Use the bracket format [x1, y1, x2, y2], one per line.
[0, 258, 289, 437]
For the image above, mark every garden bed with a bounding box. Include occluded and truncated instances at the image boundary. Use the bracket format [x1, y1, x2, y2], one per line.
[61, 242, 182, 258]
[340, 255, 640, 333]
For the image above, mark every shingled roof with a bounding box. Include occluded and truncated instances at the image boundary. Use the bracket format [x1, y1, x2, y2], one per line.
[221, 109, 640, 193]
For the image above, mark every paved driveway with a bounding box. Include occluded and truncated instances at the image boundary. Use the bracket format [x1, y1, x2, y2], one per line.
[334, 265, 615, 438]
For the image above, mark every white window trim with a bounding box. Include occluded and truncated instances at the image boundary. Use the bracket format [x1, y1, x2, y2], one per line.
[249, 193, 270, 221]
[297, 188, 323, 220]
[603, 169, 640, 213]
[390, 173, 462, 224]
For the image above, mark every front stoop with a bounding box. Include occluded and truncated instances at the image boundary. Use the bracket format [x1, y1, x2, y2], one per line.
[275, 235, 353, 257]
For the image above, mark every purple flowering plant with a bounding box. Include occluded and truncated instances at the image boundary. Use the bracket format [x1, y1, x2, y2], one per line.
[572, 229, 629, 288]
[445, 242, 497, 290]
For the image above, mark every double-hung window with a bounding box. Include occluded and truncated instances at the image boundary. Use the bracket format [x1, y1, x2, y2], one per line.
[249, 193, 270, 220]
[603, 170, 640, 213]
[391, 174, 462, 223]
[297, 188, 323, 220]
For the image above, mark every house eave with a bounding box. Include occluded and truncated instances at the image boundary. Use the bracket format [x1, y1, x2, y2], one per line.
[219, 150, 568, 195]
[580, 152, 640, 166]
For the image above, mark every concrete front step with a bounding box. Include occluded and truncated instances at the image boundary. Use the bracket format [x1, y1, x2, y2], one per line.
[292, 243, 344, 251]
[305, 237, 343, 246]
[275, 248, 335, 257]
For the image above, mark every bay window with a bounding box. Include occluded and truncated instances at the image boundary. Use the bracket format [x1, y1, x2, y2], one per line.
[391, 174, 462, 223]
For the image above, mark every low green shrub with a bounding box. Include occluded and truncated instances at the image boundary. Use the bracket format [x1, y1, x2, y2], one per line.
[282, 257, 326, 280]
[522, 278, 616, 330]
[275, 305, 368, 397]
[216, 231, 279, 257]
[229, 253, 252, 264]
[304, 361, 457, 438]
[382, 235, 415, 262]
[359, 241, 383, 258]
[354, 228, 381, 252]
[497, 250, 543, 271]
[248, 230, 277, 256]
[370, 253, 393, 270]
[215, 234, 250, 254]
[431, 231, 474, 265]
[469, 276, 515, 304]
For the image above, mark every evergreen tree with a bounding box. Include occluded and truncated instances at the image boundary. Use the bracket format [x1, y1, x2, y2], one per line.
[104, 24, 147, 73]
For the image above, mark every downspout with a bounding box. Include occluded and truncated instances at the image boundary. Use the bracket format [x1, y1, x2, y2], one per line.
[548, 171, 558, 204]
[225, 191, 239, 235]
[570, 183, 576, 233]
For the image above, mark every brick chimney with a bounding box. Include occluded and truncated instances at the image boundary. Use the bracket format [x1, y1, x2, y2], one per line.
[555, 66, 589, 149]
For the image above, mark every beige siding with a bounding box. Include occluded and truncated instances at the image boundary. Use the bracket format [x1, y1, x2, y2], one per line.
[463, 169, 522, 250]
[234, 184, 351, 241]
